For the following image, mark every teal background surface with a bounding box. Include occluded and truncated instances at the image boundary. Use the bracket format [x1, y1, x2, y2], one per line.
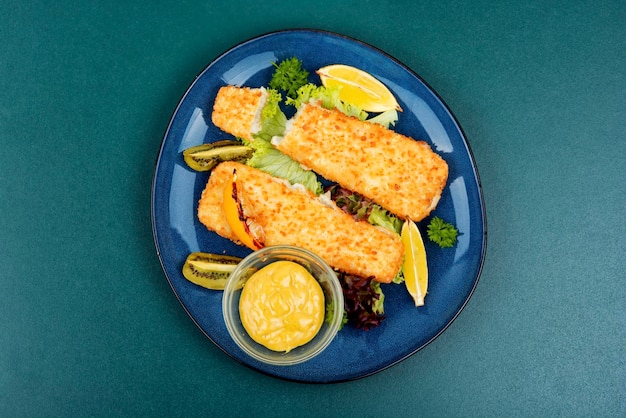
[1, 0, 624, 416]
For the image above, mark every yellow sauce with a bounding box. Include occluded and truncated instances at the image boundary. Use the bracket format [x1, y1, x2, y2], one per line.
[239, 261, 325, 352]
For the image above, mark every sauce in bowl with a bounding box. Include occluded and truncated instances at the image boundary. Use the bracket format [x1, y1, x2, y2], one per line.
[239, 260, 325, 352]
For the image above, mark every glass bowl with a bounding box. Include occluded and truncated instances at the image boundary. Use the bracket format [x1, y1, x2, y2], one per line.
[222, 245, 344, 366]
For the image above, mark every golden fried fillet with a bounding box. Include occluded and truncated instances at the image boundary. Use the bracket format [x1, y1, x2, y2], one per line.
[211, 86, 267, 142]
[198, 161, 404, 283]
[275, 103, 448, 221]
[210, 86, 448, 221]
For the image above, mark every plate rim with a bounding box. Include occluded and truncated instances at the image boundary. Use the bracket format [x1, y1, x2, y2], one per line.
[150, 28, 488, 383]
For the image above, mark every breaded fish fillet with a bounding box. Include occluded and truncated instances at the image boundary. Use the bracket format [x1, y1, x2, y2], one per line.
[275, 103, 448, 221]
[210, 85, 448, 221]
[198, 161, 404, 283]
[211, 86, 267, 142]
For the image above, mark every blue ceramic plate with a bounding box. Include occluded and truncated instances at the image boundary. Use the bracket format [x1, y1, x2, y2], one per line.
[152, 29, 486, 382]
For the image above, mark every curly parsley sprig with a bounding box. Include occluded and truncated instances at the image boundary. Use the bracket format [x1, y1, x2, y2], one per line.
[427, 217, 459, 248]
[268, 57, 310, 98]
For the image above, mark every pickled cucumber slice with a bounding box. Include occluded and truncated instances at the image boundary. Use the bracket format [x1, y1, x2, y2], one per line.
[182, 252, 243, 290]
[183, 140, 253, 172]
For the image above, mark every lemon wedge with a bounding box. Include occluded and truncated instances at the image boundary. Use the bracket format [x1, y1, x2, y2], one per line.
[317, 64, 402, 113]
[401, 219, 428, 307]
[223, 171, 262, 250]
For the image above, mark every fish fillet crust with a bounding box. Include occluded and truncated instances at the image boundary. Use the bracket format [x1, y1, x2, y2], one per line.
[198, 161, 404, 283]
[211, 86, 267, 142]
[276, 103, 448, 221]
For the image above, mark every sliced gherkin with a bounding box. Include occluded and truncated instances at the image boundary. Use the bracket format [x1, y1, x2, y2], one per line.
[183, 140, 253, 172]
[182, 252, 243, 290]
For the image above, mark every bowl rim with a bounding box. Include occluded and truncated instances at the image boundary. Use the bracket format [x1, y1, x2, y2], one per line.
[222, 245, 345, 366]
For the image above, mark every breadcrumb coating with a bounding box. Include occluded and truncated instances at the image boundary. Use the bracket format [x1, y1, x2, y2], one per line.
[198, 162, 404, 283]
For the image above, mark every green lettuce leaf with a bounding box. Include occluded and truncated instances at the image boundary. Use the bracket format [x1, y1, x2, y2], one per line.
[370, 281, 385, 315]
[368, 205, 403, 234]
[246, 139, 322, 195]
[286, 83, 398, 127]
[286, 83, 368, 120]
[242, 88, 322, 194]
[253, 89, 287, 142]
[367, 109, 398, 129]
